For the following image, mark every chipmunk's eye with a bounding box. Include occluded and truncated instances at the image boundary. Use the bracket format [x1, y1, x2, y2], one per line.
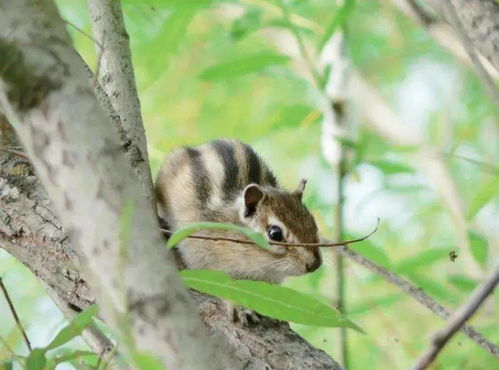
[267, 225, 283, 242]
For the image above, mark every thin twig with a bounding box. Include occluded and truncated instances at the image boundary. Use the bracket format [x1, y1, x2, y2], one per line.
[161, 218, 379, 248]
[334, 247, 499, 358]
[0, 146, 29, 160]
[0, 277, 32, 351]
[443, 152, 499, 174]
[411, 264, 499, 369]
[64, 20, 104, 50]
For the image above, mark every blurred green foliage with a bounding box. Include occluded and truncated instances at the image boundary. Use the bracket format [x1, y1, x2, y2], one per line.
[1, 0, 497, 369]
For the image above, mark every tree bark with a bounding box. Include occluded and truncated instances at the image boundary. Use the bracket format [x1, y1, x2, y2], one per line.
[87, 0, 155, 206]
[0, 1, 231, 368]
[447, 0, 499, 73]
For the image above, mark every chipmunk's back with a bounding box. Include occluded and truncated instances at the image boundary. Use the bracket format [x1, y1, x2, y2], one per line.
[156, 139, 278, 228]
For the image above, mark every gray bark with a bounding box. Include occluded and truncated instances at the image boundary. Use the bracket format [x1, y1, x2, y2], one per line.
[87, 0, 154, 206]
[0, 1, 231, 368]
[447, 0, 499, 73]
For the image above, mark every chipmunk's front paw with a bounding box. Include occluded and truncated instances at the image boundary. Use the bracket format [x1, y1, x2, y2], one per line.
[226, 302, 260, 326]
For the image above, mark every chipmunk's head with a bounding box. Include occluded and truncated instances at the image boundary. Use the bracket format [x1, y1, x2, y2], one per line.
[238, 179, 322, 281]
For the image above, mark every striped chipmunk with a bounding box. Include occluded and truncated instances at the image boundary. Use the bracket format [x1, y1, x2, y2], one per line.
[155, 139, 322, 323]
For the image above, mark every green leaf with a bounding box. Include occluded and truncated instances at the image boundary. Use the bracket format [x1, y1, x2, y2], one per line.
[467, 177, 499, 219]
[46, 351, 96, 370]
[46, 305, 98, 350]
[368, 160, 414, 175]
[0, 359, 13, 370]
[166, 222, 269, 250]
[348, 237, 391, 269]
[181, 269, 362, 331]
[230, 7, 263, 41]
[319, 0, 355, 50]
[132, 352, 164, 370]
[448, 274, 478, 293]
[349, 294, 403, 315]
[199, 53, 290, 80]
[468, 231, 488, 268]
[409, 274, 455, 304]
[395, 249, 449, 274]
[26, 349, 46, 370]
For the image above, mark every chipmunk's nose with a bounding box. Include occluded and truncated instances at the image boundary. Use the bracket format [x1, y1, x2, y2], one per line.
[306, 249, 322, 272]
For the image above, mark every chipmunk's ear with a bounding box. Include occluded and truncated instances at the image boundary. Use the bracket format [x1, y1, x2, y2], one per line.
[243, 184, 264, 217]
[293, 178, 307, 200]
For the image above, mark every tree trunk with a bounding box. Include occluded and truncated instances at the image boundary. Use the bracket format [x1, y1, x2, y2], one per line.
[0, 1, 232, 368]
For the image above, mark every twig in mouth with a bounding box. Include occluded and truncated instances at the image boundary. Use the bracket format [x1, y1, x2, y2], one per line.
[161, 218, 380, 248]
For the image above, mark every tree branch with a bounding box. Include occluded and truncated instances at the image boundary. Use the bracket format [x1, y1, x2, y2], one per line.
[442, 0, 499, 107]
[334, 246, 499, 358]
[0, 122, 115, 360]
[390, 0, 499, 81]
[411, 264, 499, 369]
[0, 1, 232, 368]
[87, 0, 155, 205]
[446, 0, 499, 73]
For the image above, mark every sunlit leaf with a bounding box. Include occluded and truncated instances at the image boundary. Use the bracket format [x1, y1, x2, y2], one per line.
[448, 274, 478, 293]
[133, 352, 164, 370]
[409, 274, 455, 304]
[349, 293, 403, 315]
[0, 359, 13, 370]
[199, 53, 290, 80]
[46, 305, 98, 350]
[395, 249, 449, 274]
[46, 351, 96, 370]
[348, 237, 391, 269]
[181, 269, 363, 331]
[166, 221, 269, 250]
[468, 231, 488, 268]
[319, 0, 355, 50]
[230, 7, 263, 40]
[467, 177, 499, 219]
[26, 349, 46, 370]
[368, 160, 414, 175]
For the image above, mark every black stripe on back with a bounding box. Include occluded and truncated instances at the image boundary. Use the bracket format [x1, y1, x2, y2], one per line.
[242, 143, 261, 185]
[212, 140, 239, 198]
[186, 147, 211, 207]
[264, 168, 278, 187]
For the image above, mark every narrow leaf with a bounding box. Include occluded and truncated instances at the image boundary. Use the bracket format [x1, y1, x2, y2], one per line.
[46, 305, 98, 350]
[166, 222, 269, 250]
[467, 177, 499, 219]
[348, 237, 390, 269]
[181, 269, 362, 331]
[468, 231, 488, 268]
[200, 53, 290, 80]
[230, 7, 263, 40]
[448, 274, 478, 293]
[133, 352, 164, 370]
[349, 294, 403, 315]
[26, 349, 46, 370]
[319, 0, 355, 50]
[0, 359, 13, 370]
[369, 160, 414, 175]
[395, 249, 449, 274]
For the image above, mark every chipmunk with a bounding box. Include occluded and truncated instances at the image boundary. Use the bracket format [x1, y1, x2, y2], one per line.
[155, 139, 322, 322]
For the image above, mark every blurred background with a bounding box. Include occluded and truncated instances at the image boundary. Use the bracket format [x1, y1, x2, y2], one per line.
[1, 0, 497, 369]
